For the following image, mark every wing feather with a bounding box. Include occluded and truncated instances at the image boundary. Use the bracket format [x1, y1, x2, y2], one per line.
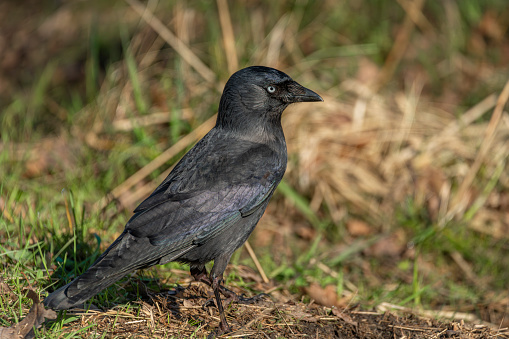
[123, 132, 285, 260]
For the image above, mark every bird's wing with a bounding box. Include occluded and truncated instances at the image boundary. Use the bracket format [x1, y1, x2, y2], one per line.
[72, 136, 283, 284]
[126, 133, 284, 251]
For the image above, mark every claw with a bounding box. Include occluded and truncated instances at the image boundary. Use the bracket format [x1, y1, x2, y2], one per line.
[191, 266, 268, 333]
[237, 292, 269, 304]
[202, 297, 216, 310]
[222, 288, 269, 306]
[218, 319, 232, 334]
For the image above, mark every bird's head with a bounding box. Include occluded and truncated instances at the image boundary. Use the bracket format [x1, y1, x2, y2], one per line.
[216, 66, 323, 134]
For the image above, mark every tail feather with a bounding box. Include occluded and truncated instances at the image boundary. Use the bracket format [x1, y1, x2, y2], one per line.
[43, 269, 127, 310]
[44, 232, 135, 309]
[43, 232, 186, 310]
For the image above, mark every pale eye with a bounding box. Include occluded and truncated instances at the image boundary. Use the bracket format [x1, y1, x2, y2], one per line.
[267, 85, 276, 93]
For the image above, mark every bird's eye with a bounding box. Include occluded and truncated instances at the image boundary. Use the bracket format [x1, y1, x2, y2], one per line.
[266, 85, 276, 93]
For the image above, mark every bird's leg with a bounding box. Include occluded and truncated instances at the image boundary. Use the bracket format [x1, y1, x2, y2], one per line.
[212, 275, 231, 334]
[192, 264, 268, 306]
[190, 265, 212, 286]
[190, 265, 218, 308]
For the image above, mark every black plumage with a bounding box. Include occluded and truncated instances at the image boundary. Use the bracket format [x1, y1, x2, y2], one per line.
[44, 66, 323, 332]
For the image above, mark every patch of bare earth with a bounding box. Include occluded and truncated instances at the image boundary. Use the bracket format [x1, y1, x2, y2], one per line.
[29, 283, 504, 338]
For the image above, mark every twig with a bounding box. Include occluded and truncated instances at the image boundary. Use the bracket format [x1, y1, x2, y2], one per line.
[377, 302, 496, 327]
[396, 0, 436, 37]
[373, 0, 425, 92]
[266, 15, 289, 67]
[387, 325, 428, 332]
[216, 0, 238, 74]
[449, 251, 479, 286]
[440, 94, 497, 137]
[112, 110, 191, 131]
[449, 78, 509, 216]
[274, 304, 294, 335]
[244, 241, 269, 284]
[124, 0, 216, 84]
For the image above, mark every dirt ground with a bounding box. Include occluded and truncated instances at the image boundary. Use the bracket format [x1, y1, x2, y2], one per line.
[2, 275, 508, 338]
[36, 283, 507, 338]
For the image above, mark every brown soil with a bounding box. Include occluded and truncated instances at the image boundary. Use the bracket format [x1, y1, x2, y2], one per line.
[41, 283, 506, 338]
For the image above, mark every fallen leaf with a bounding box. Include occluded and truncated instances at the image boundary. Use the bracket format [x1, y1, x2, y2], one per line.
[304, 283, 339, 308]
[183, 299, 194, 308]
[0, 289, 57, 339]
[295, 225, 316, 240]
[346, 219, 372, 237]
[332, 308, 358, 326]
[364, 232, 405, 258]
[0, 327, 19, 339]
[478, 10, 504, 42]
[294, 310, 318, 322]
[0, 279, 17, 302]
[235, 265, 263, 283]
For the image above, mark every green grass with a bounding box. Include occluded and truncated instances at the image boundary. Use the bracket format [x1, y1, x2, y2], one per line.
[1, 0, 509, 336]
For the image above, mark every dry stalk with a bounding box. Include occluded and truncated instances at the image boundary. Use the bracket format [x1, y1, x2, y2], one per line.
[217, 0, 239, 74]
[124, 0, 217, 85]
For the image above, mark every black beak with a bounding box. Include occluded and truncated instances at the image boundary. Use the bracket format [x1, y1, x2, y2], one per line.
[287, 81, 323, 103]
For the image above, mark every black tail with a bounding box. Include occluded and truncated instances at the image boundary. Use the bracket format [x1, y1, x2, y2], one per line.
[44, 232, 135, 310]
[43, 270, 126, 310]
[43, 231, 181, 310]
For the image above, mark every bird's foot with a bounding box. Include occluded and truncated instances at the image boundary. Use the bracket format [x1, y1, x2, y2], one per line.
[218, 285, 269, 305]
[202, 296, 233, 336]
[202, 297, 216, 308]
[236, 292, 269, 305]
[191, 267, 268, 305]
[207, 321, 232, 339]
[191, 267, 212, 286]
[218, 318, 232, 334]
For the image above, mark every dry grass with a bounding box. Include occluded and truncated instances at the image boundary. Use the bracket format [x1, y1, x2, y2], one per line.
[23, 281, 509, 338]
[284, 80, 509, 233]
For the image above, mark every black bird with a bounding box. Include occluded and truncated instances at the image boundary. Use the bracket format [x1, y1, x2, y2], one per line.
[44, 66, 323, 332]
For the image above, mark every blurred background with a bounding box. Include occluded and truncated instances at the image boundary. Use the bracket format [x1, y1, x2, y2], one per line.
[1, 0, 509, 333]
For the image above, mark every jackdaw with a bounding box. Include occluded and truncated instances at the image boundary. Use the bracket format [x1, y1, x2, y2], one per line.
[44, 66, 323, 332]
